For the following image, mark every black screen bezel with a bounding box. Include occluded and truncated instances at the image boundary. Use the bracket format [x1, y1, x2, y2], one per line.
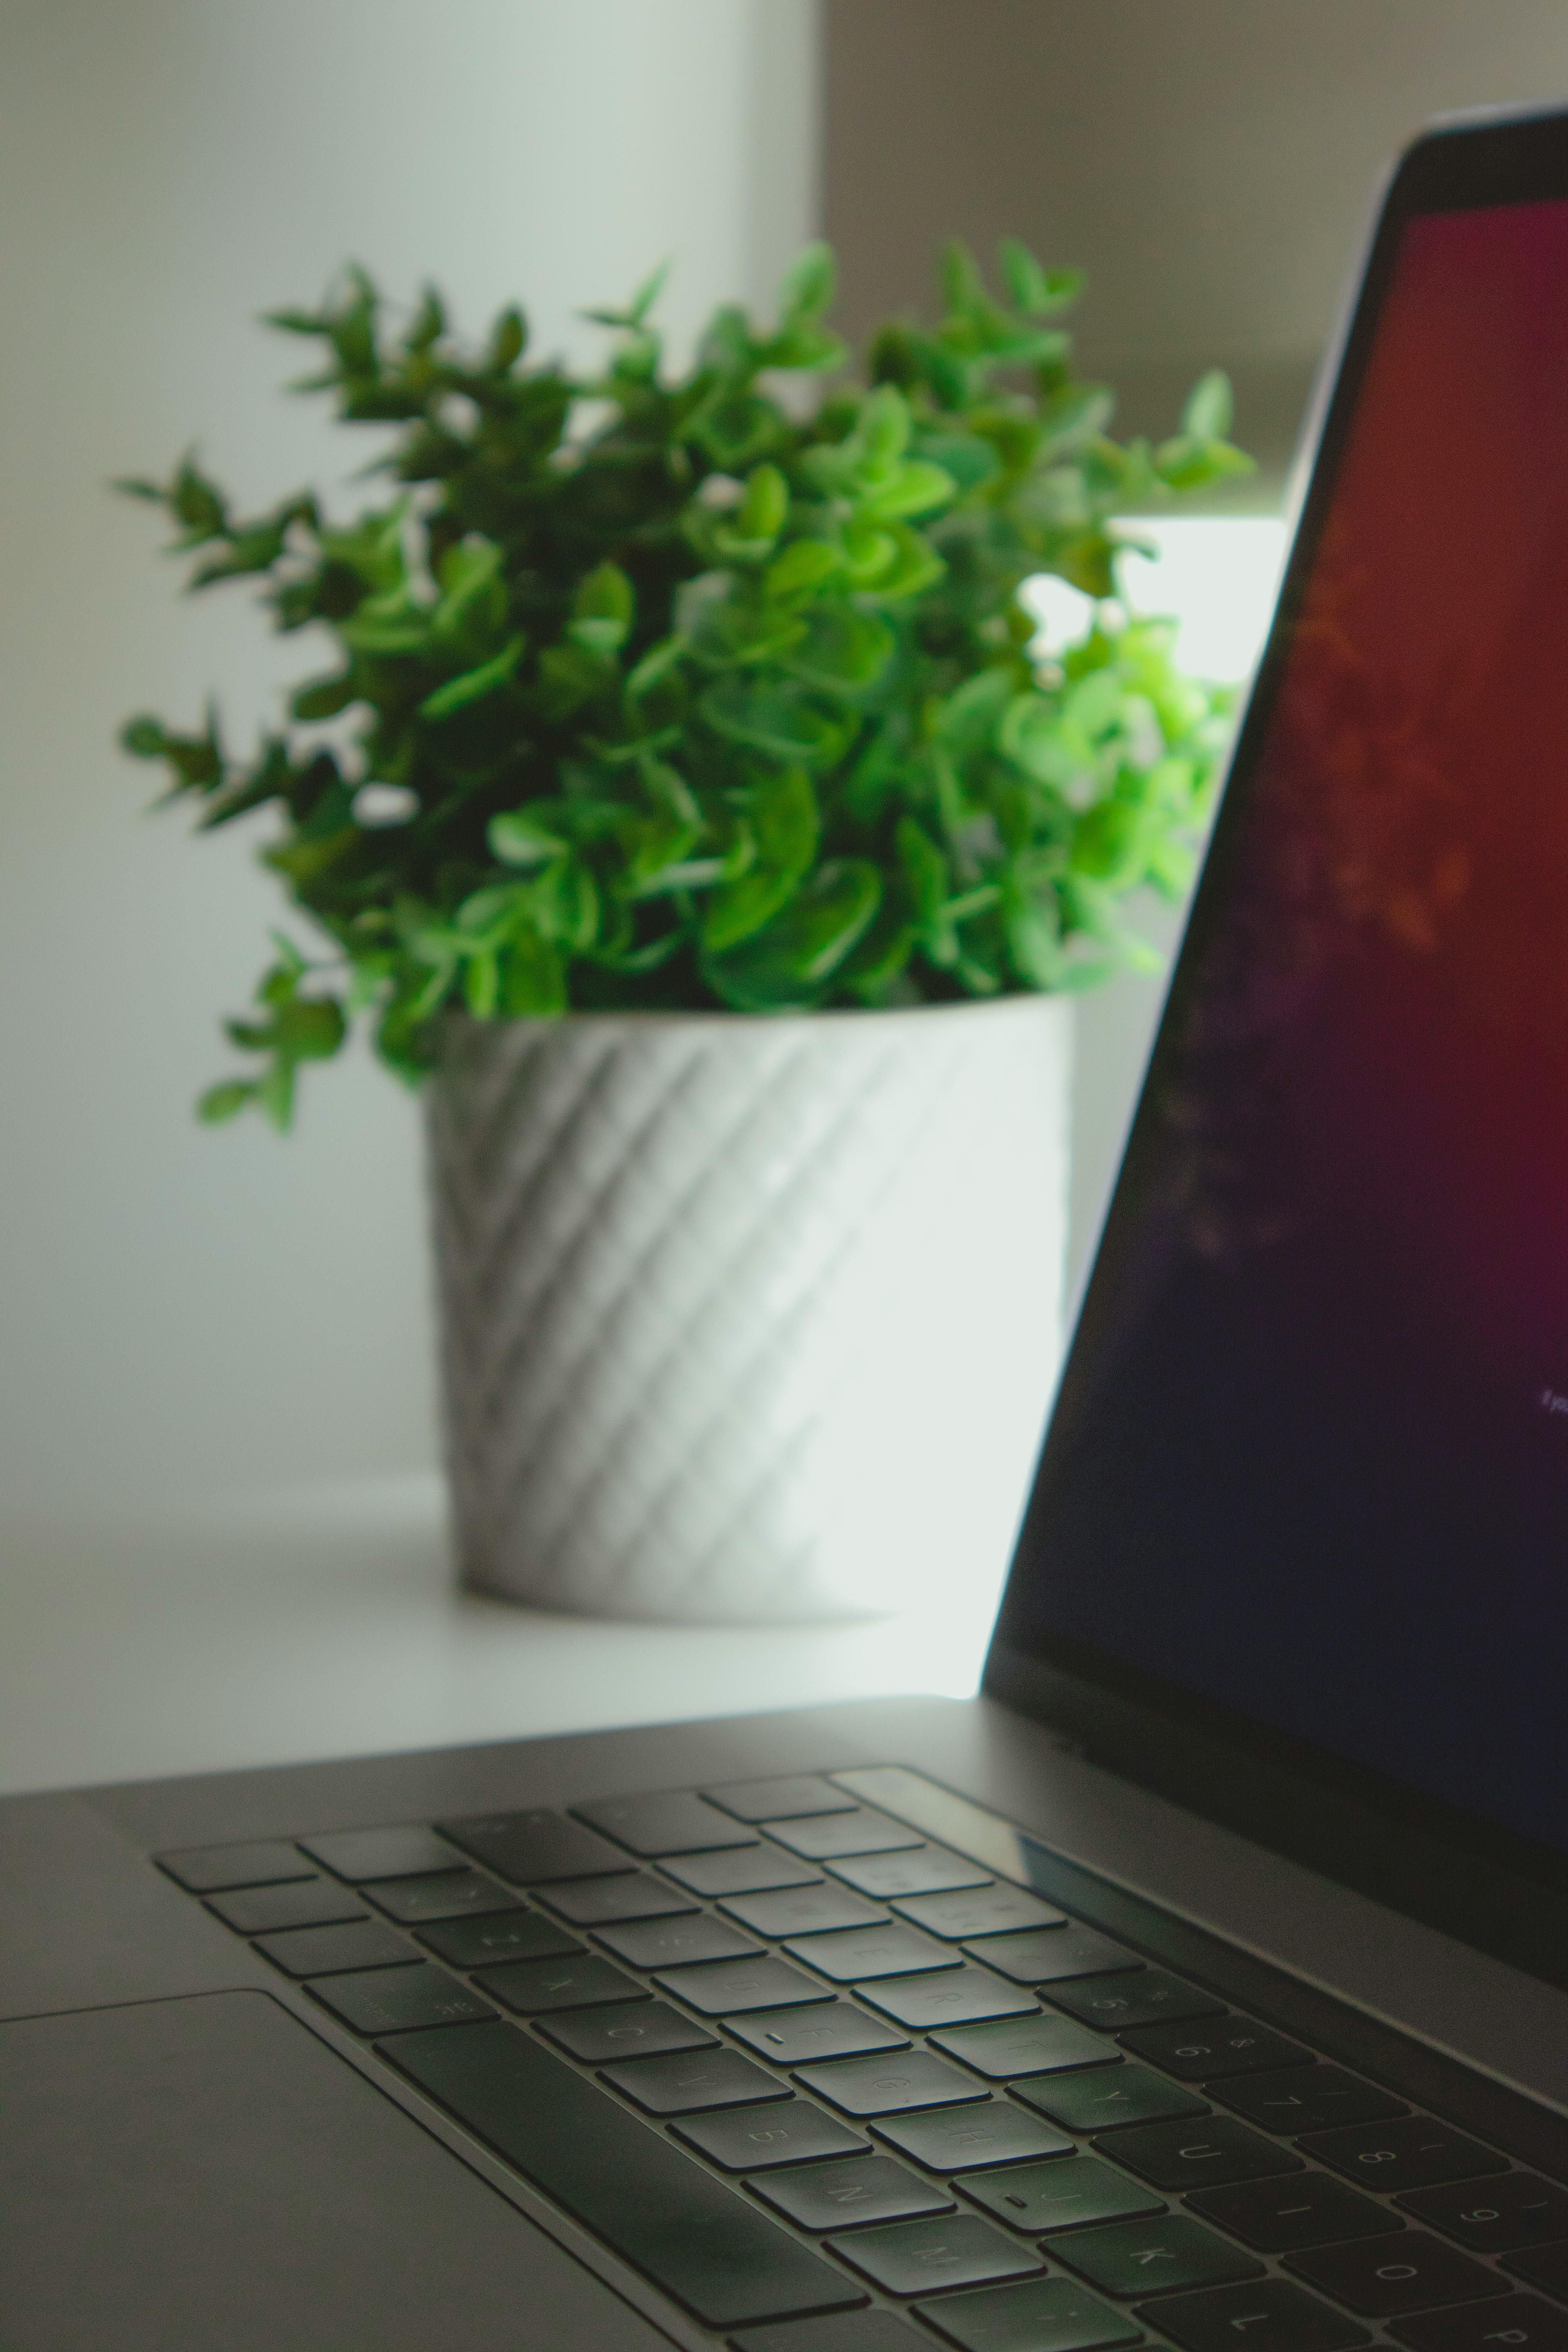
[985, 108, 1568, 1992]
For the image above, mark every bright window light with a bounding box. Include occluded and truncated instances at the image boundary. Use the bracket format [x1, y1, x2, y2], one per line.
[1022, 515, 1290, 686]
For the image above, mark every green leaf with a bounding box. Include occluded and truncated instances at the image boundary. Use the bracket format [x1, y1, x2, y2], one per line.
[701, 766, 818, 949]
[502, 925, 566, 1015]
[488, 305, 526, 372]
[575, 560, 635, 630]
[700, 679, 850, 767]
[120, 715, 165, 759]
[897, 816, 948, 932]
[855, 458, 955, 522]
[737, 463, 788, 544]
[198, 1079, 255, 1123]
[1181, 369, 1233, 440]
[274, 996, 347, 1060]
[1002, 874, 1063, 988]
[784, 606, 894, 695]
[999, 240, 1083, 318]
[763, 539, 842, 601]
[170, 454, 228, 541]
[780, 241, 836, 319]
[1152, 432, 1254, 492]
[704, 860, 881, 1008]
[628, 260, 670, 324]
[935, 668, 1013, 759]
[626, 633, 687, 697]
[291, 672, 358, 721]
[489, 808, 569, 867]
[419, 634, 524, 721]
[256, 1062, 297, 1132]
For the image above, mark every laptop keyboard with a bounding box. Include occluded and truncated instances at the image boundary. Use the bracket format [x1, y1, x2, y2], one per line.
[157, 1774, 1568, 2352]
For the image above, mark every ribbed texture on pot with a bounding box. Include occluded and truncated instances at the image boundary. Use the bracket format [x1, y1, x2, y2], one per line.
[426, 996, 1071, 1623]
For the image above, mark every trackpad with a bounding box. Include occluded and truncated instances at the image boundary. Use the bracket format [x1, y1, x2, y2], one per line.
[0, 1989, 672, 2350]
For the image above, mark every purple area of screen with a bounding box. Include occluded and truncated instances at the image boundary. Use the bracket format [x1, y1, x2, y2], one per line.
[1020, 200, 1568, 1857]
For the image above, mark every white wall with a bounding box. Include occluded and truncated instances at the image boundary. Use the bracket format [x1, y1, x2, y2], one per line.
[0, 0, 820, 1515]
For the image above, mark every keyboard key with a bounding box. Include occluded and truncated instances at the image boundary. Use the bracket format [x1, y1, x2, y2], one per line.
[1397, 2174, 1568, 2253]
[658, 1956, 833, 2016]
[312, 1962, 494, 2035]
[666, 1848, 825, 1897]
[1218, 2065, 1408, 2132]
[786, 1925, 956, 1983]
[962, 2153, 1165, 2235]
[730, 2004, 910, 2067]
[704, 1775, 861, 1823]
[573, 1791, 759, 1856]
[1120, 2016, 1314, 2081]
[1392, 2297, 1568, 2352]
[877, 2100, 1073, 2172]
[1017, 2063, 1209, 2132]
[438, 1808, 630, 1885]
[1187, 2175, 1396, 2252]
[604, 2046, 785, 2114]
[540, 1870, 697, 1925]
[1050, 2214, 1265, 2297]
[207, 1879, 364, 1934]
[754, 2154, 955, 2231]
[860, 1966, 1038, 2032]
[480, 1954, 644, 2013]
[540, 1999, 716, 2064]
[798, 2049, 989, 2119]
[1049, 1972, 1225, 2033]
[158, 1838, 312, 1893]
[893, 1887, 1067, 1940]
[831, 2214, 1044, 2297]
[299, 1826, 458, 1882]
[1142, 2278, 1371, 2352]
[829, 1848, 993, 1900]
[387, 2022, 866, 2328]
[252, 1919, 412, 1976]
[731, 2318, 925, 2352]
[931, 2013, 1119, 2082]
[1288, 2232, 1502, 2316]
[1099, 2116, 1305, 2192]
[674, 2098, 869, 2170]
[1299, 2118, 1508, 2194]
[725, 1885, 890, 1938]
[768, 1811, 926, 1861]
[976, 1927, 1143, 1985]
[1100, 2126, 1307, 2192]
[596, 1914, 762, 1969]
[417, 1910, 581, 1969]
[363, 1869, 520, 1925]
[1505, 2245, 1568, 2300]
[917, 2273, 1143, 2350]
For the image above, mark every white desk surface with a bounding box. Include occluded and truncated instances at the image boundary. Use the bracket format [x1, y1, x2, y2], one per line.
[0, 1475, 1004, 1798]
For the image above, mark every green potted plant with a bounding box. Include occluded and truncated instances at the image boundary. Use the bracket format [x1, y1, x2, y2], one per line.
[121, 241, 1248, 1622]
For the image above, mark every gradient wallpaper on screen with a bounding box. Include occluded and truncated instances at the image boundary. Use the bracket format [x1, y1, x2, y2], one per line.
[1016, 199, 1568, 1857]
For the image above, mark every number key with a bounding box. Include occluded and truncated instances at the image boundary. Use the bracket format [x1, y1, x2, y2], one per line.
[1120, 2016, 1313, 2080]
[1049, 1970, 1226, 2033]
[1398, 2174, 1568, 2254]
[1299, 2118, 1508, 2194]
[1219, 2064, 1407, 2132]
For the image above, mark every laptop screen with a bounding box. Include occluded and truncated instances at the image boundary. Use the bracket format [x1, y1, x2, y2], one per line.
[995, 170, 1568, 1875]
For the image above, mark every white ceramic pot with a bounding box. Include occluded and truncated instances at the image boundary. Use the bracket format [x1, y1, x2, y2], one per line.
[425, 994, 1072, 1623]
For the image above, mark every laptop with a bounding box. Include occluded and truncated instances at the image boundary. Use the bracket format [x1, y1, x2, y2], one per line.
[5, 104, 1568, 2352]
